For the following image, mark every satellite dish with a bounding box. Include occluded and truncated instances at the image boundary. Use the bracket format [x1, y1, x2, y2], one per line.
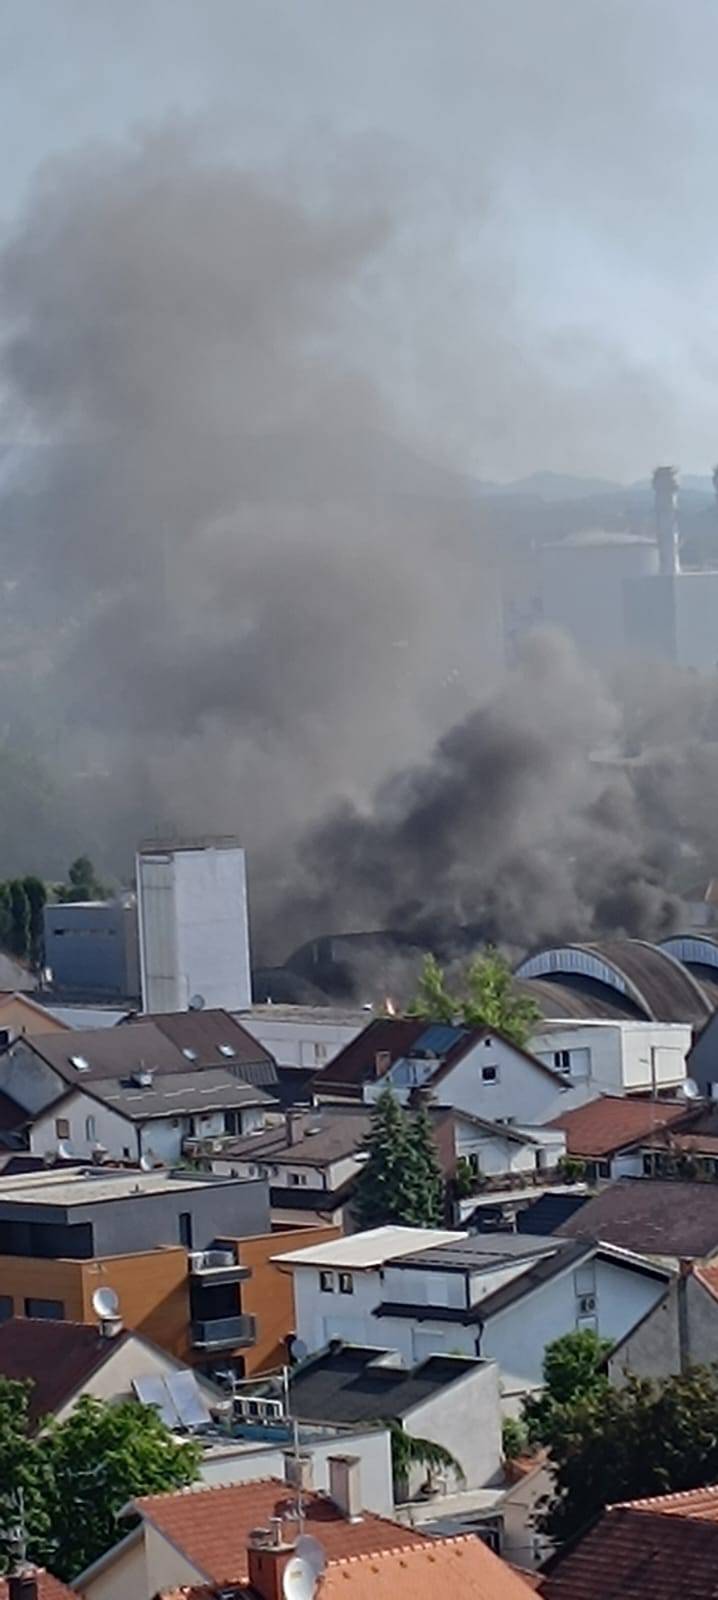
[140, 1152, 155, 1172]
[289, 1336, 309, 1364]
[92, 1285, 120, 1320]
[282, 1556, 316, 1600]
[296, 1536, 326, 1578]
[678, 1077, 700, 1100]
[189, 994, 205, 1012]
[57, 1140, 74, 1160]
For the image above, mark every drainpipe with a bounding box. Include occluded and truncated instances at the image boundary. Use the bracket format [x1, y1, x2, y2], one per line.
[677, 1259, 691, 1374]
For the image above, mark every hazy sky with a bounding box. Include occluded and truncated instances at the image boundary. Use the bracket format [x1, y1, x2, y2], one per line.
[2, 0, 718, 478]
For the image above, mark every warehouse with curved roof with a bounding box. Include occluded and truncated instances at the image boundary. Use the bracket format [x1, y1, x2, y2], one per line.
[515, 938, 715, 1025]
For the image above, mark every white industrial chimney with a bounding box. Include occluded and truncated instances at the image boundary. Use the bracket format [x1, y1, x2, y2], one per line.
[136, 836, 252, 1013]
[652, 465, 680, 575]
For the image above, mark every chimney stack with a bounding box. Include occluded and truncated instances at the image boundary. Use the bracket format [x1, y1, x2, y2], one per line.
[8, 1569, 39, 1600]
[247, 1522, 298, 1600]
[652, 465, 680, 576]
[328, 1455, 363, 1522]
[284, 1449, 313, 1491]
[285, 1111, 302, 1148]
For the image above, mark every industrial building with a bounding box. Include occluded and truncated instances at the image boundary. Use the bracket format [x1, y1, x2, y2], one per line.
[43, 898, 140, 1002]
[136, 835, 252, 1013]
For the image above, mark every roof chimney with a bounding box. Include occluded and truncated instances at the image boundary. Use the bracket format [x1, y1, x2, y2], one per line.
[247, 1521, 298, 1600]
[284, 1449, 313, 1491]
[328, 1454, 363, 1522]
[653, 465, 680, 576]
[285, 1111, 302, 1147]
[8, 1569, 39, 1600]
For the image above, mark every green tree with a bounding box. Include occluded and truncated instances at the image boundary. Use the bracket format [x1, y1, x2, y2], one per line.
[22, 877, 47, 968]
[523, 1328, 611, 1446]
[7, 881, 30, 960]
[0, 884, 13, 951]
[43, 1396, 200, 1578]
[409, 947, 541, 1048]
[403, 1104, 444, 1226]
[354, 1087, 415, 1228]
[0, 1385, 200, 1579]
[55, 856, 110, 904]
[502, 1416, 529, 1461]
[539, 1365, 718, 1544]
[388, 1421, 465, 1500]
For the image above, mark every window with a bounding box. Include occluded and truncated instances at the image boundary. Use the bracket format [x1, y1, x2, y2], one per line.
[69, 1055, 90, 1072]
[467, 1152, 481, 1176]
[314, 1042, 328, 1062]
[218, 1044, 236, 1059]
[55, 1117, 70, 1139]
[319, 1270, 335, 1293]
[481, 1065, 498, 1083]
[0, 1029, 10, 1050]
[553, 1050, 571, 1075]
[122, 1146, 131, 1159]
[288, 1172, 308, 1186]
[25, 1298, 64, 1320]
[178, 1212, 193, 1249]
[338, 1272, 354, 1295]
[0, 1297, 12, 1321]
[85, 1115, 97, 1143]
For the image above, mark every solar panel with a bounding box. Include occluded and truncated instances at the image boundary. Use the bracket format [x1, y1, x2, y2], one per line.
[132, 1374, 182, 1429]
[166, 1368, 213, 1430]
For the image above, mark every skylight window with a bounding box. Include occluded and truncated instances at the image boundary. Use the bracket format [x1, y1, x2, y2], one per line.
[69, 1054, 90, 1072]
[218, 1044, 236, 1058]
[182, 1048, 198, 1062]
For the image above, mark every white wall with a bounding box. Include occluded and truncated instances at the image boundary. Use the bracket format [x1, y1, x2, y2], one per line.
[198, 1428, 394, 1514]
[408, 1360, 502, 1490]
[292, 1264, 386, 1353]
[53, 1335, 218, 1423]
[236, 1013, 363, 1069]
[532, 1022, 690, 1097]
[481, 1253, 668, 1408]
[30, 1090, 138, 1161]
[138, 844, 251, 1013]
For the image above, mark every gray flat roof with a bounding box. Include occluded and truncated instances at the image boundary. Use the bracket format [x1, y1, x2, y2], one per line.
[0, 1166, 249, 1208]
[391, 1233, 568, 1272]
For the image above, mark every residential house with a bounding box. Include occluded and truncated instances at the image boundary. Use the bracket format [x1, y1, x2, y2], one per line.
[555, 1176, 718, 1263]
[0, 1573, 75, 1600]
[235, 1005, 367, 1070]
[628, 1101, 718, 1181]
[0, 1315, 220, 1428]
[530, 1019, 691, 1097]
[607, 1261, 718, 1384]
[0, 1164, 335, 1376]
[284, 1342, 502, 1492]
[0, 991, 71, 1047]
[75, 1464, 533, 1600]
[538, 1484, 718, 1600]
[312, 1017, 581, 1124]
[198, 1107, 374, 1228]
[275, 1227, 671, 1411]
[124, 1010, 278, 1087]
[547, 1095, 691, 1180]
[28, 1069, 275, 1165]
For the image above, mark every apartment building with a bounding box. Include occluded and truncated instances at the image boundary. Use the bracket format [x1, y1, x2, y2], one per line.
[0, 1166, 337, 1376]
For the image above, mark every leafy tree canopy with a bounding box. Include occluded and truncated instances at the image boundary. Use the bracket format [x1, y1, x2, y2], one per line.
[0, 1384, 200, 1580]
[55, 855, 110, 904]
[409, 947, 541, 1047]
[354, 1087, 445, 1228]
[537, 1364, 718, 1544]
[523, 1328, 611, 1445]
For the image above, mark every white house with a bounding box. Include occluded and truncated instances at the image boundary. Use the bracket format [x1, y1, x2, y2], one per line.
[235, 1006, 367, 1070]
[275, 1227, 673, 1413]
[530, 1019, 690, 1099]
[28, 1070, 273, 1164]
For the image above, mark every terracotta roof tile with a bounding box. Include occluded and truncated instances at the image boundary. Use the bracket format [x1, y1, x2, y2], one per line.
[548, 1097, 689, 1158]
[158, 1536, 535, 1600]
[137, 1479, 431, 1585]
[619, 1483, 718, 1519]
[0, 1573, 76, 1599]
[539, 1503, 718, 1600]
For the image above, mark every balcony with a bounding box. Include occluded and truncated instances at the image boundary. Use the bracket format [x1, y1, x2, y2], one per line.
[188, 1249, 250, 1285]
[191, 1313, 257, 1350]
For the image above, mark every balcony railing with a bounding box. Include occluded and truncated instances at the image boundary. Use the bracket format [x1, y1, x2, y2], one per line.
[190, 1313, 257, 1350]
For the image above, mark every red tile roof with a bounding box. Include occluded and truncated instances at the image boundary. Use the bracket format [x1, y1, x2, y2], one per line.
[547, 1096, 689, 1157]
[693, 1265, 718, 1304]
[159, 1536, 535, 1600]
[136, 1480, 432, 1585]
[620, 1483, 718, 1519]
[0, 1573, 75, 1600]
[539, 1496, 718, 1600]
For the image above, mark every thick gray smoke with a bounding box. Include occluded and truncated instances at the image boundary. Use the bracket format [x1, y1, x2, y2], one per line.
[1, 128, 718, 974]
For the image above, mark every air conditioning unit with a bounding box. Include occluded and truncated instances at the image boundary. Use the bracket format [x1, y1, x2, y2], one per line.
[578, 1294, 597, 1315]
